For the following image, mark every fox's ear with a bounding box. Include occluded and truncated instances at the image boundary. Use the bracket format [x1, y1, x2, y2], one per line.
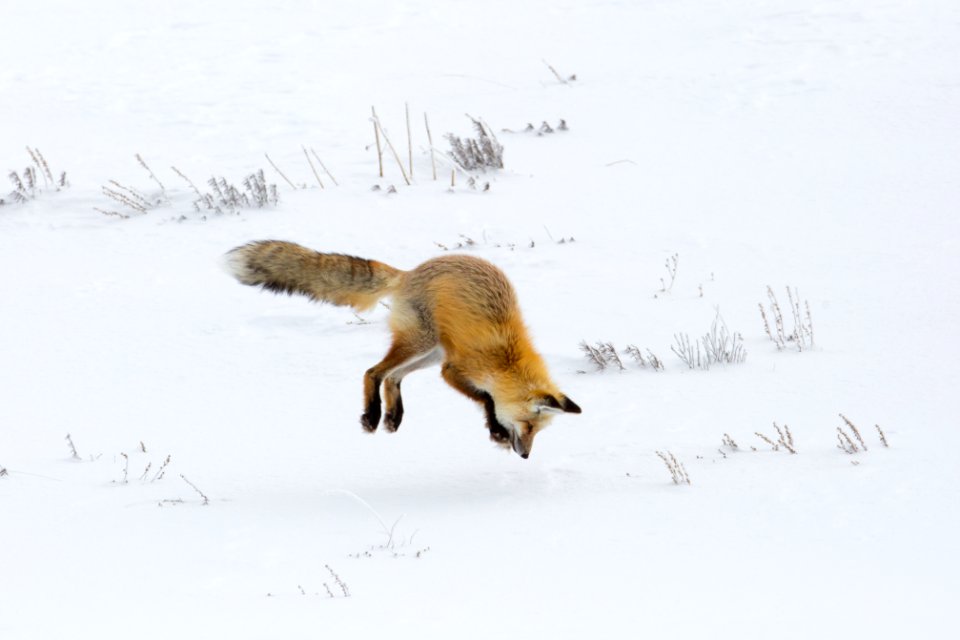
[558, 394, 582, 414]
[536, 393, 582, 414]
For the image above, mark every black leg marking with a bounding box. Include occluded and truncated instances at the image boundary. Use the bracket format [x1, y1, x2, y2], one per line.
[360, 370, 382, 432]
[478, 391, 512, 444]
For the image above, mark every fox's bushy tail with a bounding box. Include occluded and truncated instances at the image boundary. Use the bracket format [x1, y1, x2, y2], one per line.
[224, 240, 402, 311]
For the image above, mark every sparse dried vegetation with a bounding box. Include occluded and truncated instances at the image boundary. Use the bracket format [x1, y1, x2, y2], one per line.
[760, 286, 814, 351]
[446, 115, 504, 171]
[671, 311, 746, 370]
[580, 341, 664, 373]
[656, 451, 691, 485]
[3, 147, 68, 206]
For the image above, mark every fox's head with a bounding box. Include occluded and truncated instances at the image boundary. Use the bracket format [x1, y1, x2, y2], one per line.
[492, 391, 581, 459]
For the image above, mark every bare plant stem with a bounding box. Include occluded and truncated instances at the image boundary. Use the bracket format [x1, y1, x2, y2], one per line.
[302, 146, 325, 188]
[265, 153, 297, 190]
[180, 474, 210, 505]
[136, 153, 166, 193]
[424, 113, 437, 180]
[372, 106, 384, 178]
[309, 148, 338, 186]
[542, 59, 569, 85]
[405, 102, 413, 180]
[171, 166, 203, 198]
[371, 113, 411, 186]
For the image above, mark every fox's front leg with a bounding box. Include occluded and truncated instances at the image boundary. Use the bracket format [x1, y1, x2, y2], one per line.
[441, 363, 511, 444]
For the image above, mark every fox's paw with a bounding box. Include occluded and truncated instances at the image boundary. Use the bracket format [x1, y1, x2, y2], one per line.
[383, 397, 404, 432]
[360, 409, 380, 432]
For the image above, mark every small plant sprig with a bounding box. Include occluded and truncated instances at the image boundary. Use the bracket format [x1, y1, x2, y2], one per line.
[656, 254, 679, 296]
[0, 464, 8, 477]
[721, 433, 739, 451]
[324, 565, 350, 598]
[655, 451, 691, 485]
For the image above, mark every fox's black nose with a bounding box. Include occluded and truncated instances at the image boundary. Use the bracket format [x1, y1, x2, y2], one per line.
[521, 452, 529, 459]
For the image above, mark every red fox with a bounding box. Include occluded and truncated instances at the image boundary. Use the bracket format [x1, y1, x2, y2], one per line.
[225, 240, 580, 458]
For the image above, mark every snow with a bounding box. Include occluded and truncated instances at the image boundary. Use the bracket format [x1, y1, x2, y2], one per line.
[1, 0, 958, 637]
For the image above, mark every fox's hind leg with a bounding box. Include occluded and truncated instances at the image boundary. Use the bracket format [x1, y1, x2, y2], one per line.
[362, 342, 420, 432]
[381, 347, 444, 432]
[362, 340, 442, 432]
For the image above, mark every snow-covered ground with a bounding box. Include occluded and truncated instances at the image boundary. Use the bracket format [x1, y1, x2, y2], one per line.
[2, 0, 958, 637]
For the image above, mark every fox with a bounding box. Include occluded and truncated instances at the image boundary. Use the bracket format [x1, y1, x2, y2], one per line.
[224, 240, 581, 458]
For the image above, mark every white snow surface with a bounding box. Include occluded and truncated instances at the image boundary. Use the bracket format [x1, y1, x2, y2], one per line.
[2, 0, 958, 637]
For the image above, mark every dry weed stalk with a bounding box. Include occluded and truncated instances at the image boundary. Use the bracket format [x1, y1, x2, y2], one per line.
[542, 59, 576, 84]
[309, 148, 338, 186]
[265, 153, 298, 190]
[371, 106, 384, 178]
[302, 146, 325, 188]
[371, 108, 411, 185]
[722, 433, 739, 450]
[836, 427, 859, 454]
[0, 465, 8, 477]
[656, 451, 691, 485]
[773, 422, 797, 454]
[180, 474, 210, 505]
[325, 565, 350, 597]
[65, 434, 81, 460]
[424, 113, 437, 180]
[875, 424, 889, 448]
[405, 102, 413, 180]
[136, 153, 166, 194]
[171, 166, 203, 198]
[755, 432, 779, 451]
[152, 454, 171, 481]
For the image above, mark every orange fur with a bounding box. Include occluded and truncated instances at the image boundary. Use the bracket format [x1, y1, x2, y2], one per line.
[225, 241, 580, 458]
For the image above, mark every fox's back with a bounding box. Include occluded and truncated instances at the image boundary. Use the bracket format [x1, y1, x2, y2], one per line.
[393, 255, 525, 355]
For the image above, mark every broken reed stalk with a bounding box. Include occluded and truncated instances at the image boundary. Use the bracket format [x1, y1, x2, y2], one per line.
[371, 112, 411, 186]
[406, 102, 413, 180]
[264, 153, 297, 190]
[424, 112, 437, 181]
[309, 148, 338, 186]
[302, 146, 325, 188]
[372, 106, 384, 178]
